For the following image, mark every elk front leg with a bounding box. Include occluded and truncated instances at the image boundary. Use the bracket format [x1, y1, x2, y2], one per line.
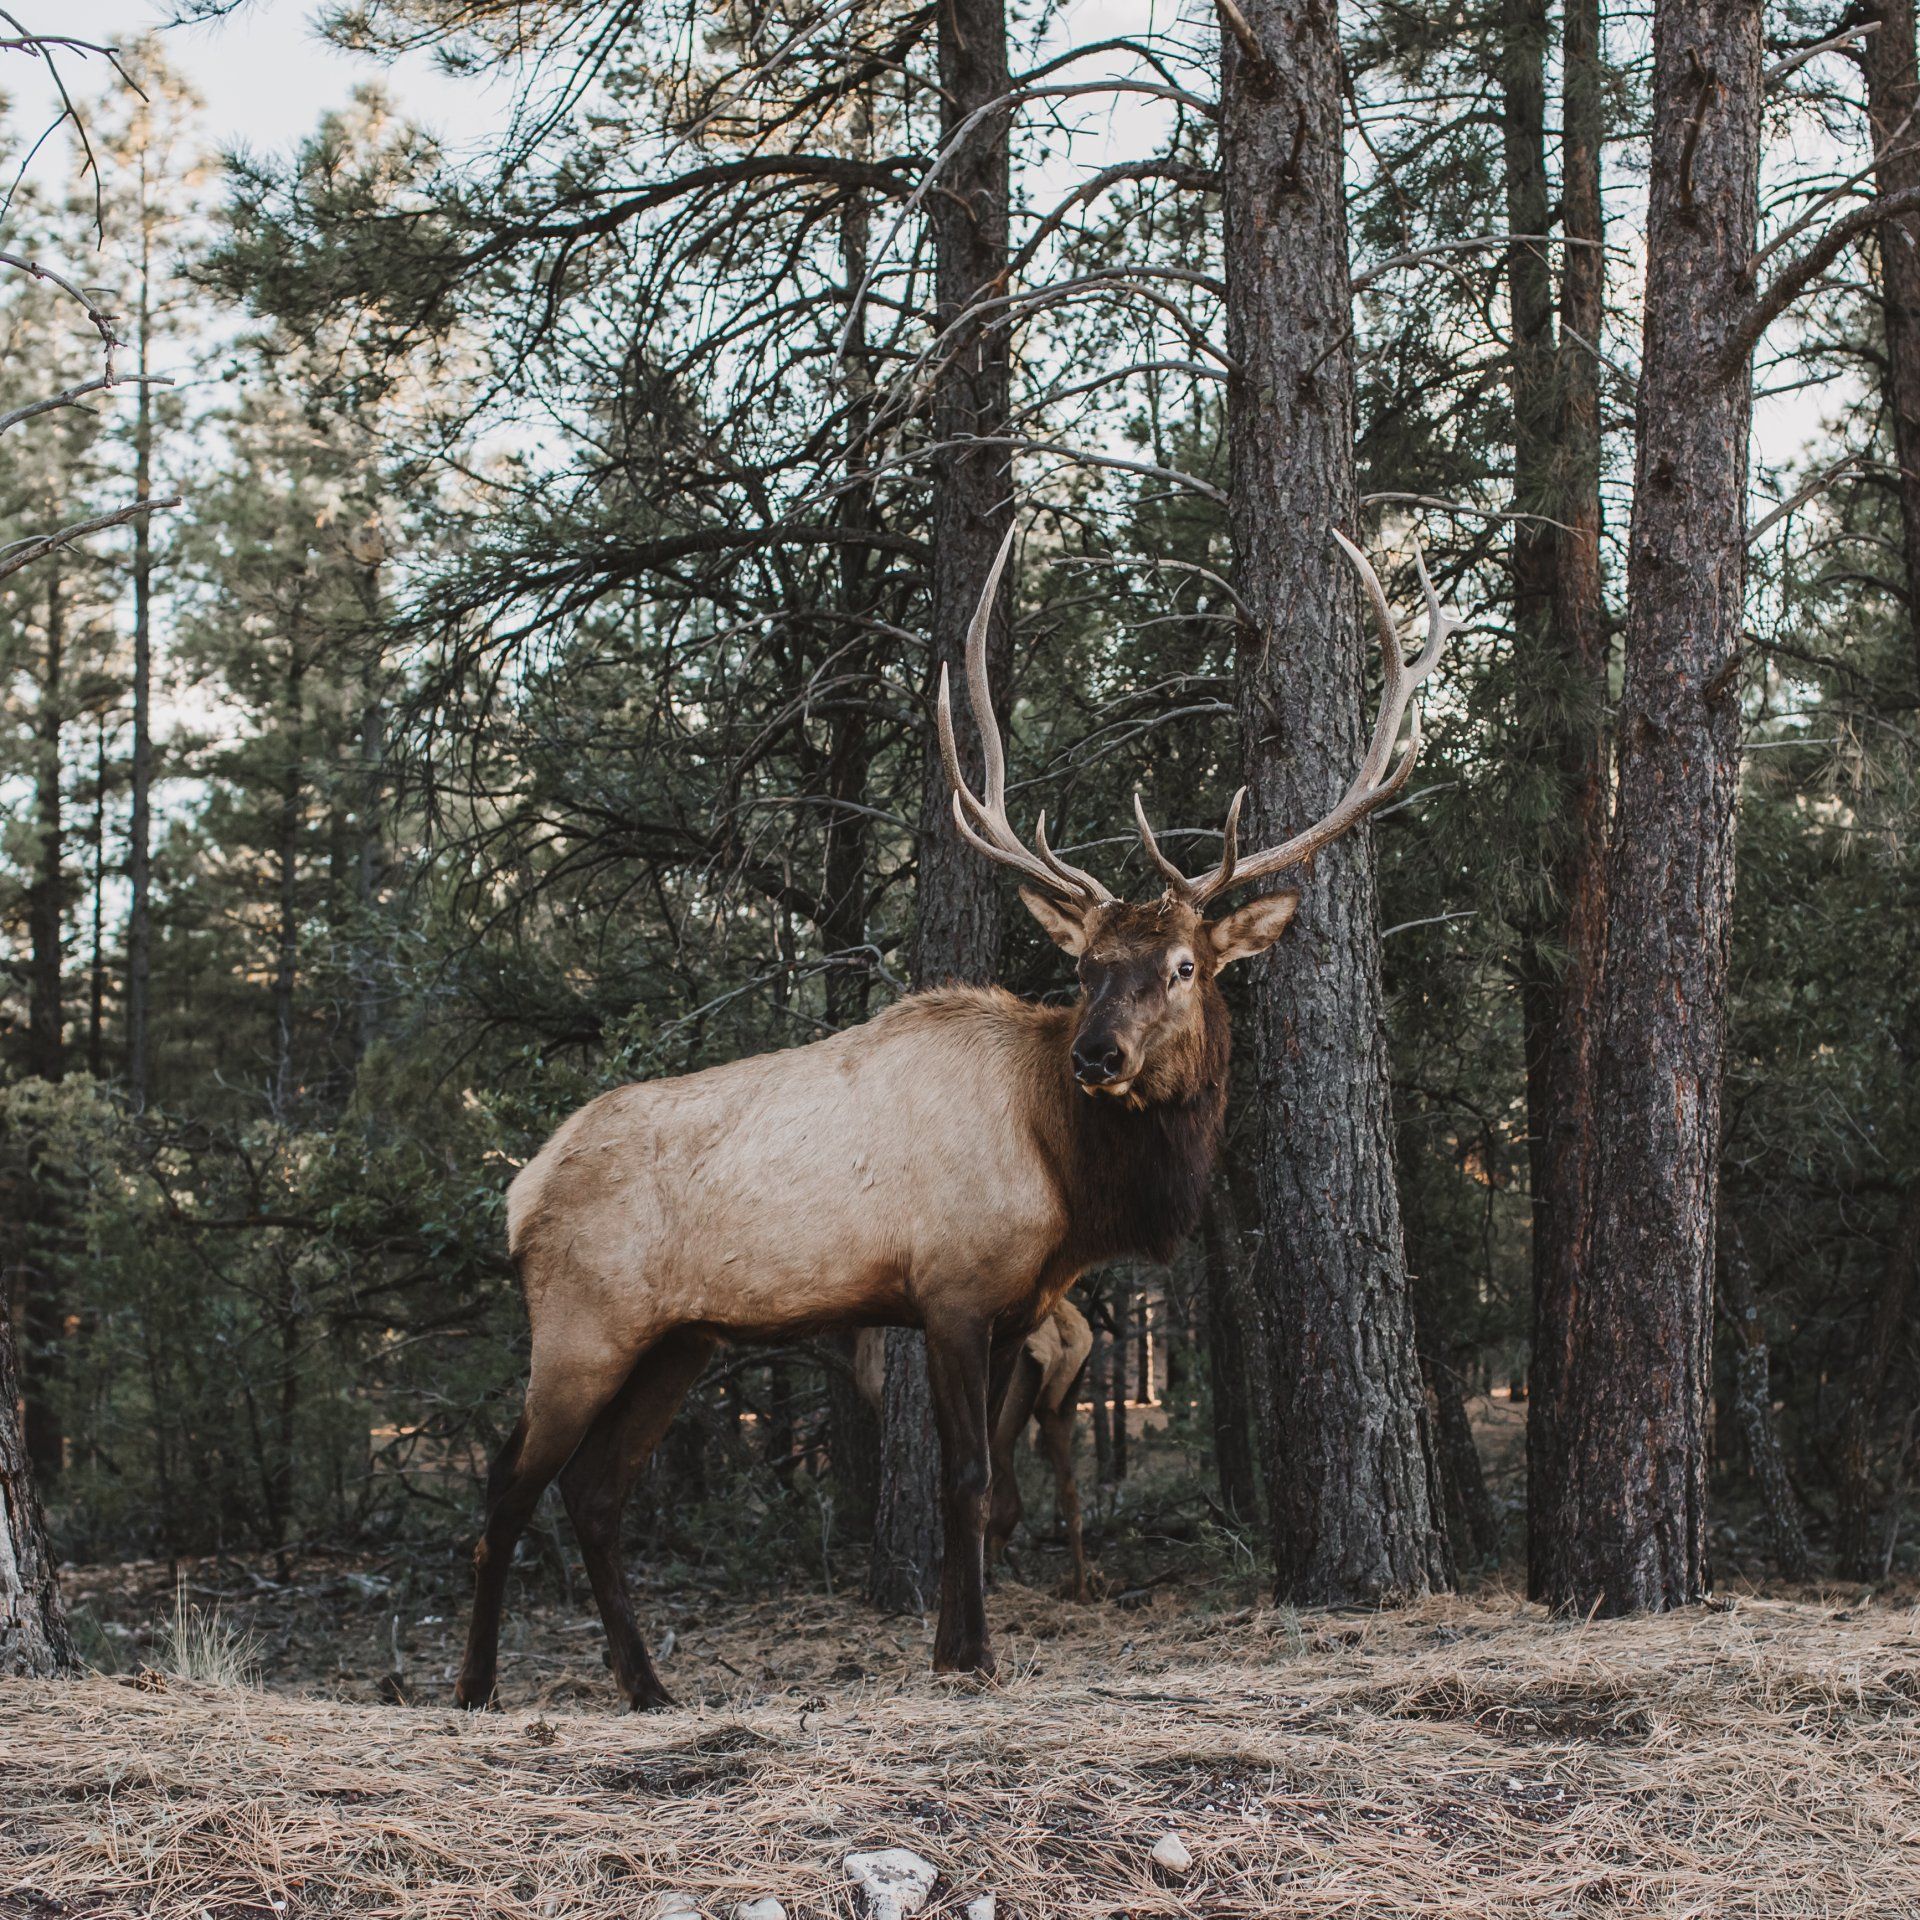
[924, 1309, 996, 1675]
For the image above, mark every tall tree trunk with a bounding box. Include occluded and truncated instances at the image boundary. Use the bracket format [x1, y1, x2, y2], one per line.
[1499, 0, 1557, 671]
[127, 207, 155, 1110]
[349, 555, 387, 1073]
[1524, 0, 1614, 1599]
[1867, 0, 1920, 693]
[1200, 1199, 1259, 1524]
[22, 567, 68, 1482]
[28, 566, 66, 1087]
[1532, 0, 1760, 1615]
[870, 0, 1013, 1615]
[1840, 0, 1920, 1584]
[1221, 0, 1449, 1604]
[87, 715, 108, 1080]
[270, 652, 306, 1120]
[1718, 1209, 1810, 1581]
[0, 1308, 75, 1677]
[825, 166, 884, 1536]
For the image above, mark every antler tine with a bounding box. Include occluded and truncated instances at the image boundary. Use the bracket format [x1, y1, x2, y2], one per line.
[1132, 791, 1191, 890]
[1407, 539, 1460, 683]
[969, 524, 1013, 812]
[1173, 528, 1453, 908]
[1035, 810, 1115, 903]
[935, 523, 1115, 905]
[1165, 784, 1247, 904]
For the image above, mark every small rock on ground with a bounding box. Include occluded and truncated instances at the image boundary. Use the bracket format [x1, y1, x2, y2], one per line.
[653, 1898, 701, 1920]
[1151, 1832, 1194, 1875]
[843, 1848, 939, 1920]
[732, 1901, 786, 1920]
[964, 1897, 996, 1920]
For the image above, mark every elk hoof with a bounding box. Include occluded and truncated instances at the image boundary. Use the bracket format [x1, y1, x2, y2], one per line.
[452, 1677, 497, 1711]
[932, 1645, 997, 1681]
[628, 1682, 676, 1713]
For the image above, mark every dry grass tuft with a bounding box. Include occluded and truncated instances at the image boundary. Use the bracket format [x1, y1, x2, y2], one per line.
[5, 1590, 1920, 1917]
[152, 1580, 264, 1693]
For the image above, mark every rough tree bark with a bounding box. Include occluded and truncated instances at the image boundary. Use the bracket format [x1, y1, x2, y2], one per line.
[1531, 0, 1761, 1615]
[0, 1308, 76, 1677]
[1523, 0, 1614, 1599]
[870, 0, 1013, 1614]
[1865, 0, 1920, 693]
[1221, 0, 1450, 1603]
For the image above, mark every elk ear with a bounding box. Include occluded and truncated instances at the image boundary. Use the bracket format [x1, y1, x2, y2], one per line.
[1019, 886, 1092, 956]
[1206, 891, 1301, 968]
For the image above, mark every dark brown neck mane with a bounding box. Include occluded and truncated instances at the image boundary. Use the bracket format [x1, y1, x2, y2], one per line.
[1060, 981, 1231, 1266]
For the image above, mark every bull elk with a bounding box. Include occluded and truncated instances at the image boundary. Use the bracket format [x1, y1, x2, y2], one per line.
[455, 526, 1452, 1708]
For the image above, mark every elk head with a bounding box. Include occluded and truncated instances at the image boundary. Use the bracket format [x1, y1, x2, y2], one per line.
[937, 524, 1456, 1101]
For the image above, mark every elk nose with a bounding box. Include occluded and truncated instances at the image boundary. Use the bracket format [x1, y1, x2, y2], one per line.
[1072, 1038, 1124, 1084]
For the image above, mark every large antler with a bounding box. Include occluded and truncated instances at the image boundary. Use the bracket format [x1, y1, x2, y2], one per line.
[937, 526, 1115, 905]
[1135, 530, 1457, 910]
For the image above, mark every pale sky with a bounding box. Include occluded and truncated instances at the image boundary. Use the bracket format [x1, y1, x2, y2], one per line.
[36, 2, 503, 160]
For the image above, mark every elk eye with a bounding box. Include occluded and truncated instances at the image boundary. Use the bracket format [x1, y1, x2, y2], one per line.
[1175, 959, 1195, 984]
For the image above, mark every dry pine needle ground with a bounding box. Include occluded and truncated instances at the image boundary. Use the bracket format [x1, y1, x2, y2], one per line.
[4, 1591, 1920, 1918]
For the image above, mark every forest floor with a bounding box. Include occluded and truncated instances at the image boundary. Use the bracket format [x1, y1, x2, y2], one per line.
[4, 1553, 1920, 1919]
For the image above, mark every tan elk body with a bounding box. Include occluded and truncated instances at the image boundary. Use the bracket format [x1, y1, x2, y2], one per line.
[457, 526, 1453, 1709]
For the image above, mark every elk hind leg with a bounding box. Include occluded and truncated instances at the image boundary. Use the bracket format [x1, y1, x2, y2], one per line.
[558, 1328, 716, 1711]
[986, 1349, 1043, 1578]
[455, 1349, 633, 1710]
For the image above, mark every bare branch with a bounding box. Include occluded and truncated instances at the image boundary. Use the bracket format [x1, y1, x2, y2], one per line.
[0, 496, 181, 585]
[1353, 233, 1601, 292]
[1764, 21, 1878, 89]
[1722, 182, 1920, 378]
[0, 371, 173, 435]
[0, 249, 125, 372]
[1748, 452, 1864, 544]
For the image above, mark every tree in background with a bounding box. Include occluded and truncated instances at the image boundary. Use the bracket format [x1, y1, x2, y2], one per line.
[1529, 0, 1761, 1616]
[0, 21, 177, 1676]
[1219, 0, 1450, 1602]
[871, 0, 1016, 1619]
